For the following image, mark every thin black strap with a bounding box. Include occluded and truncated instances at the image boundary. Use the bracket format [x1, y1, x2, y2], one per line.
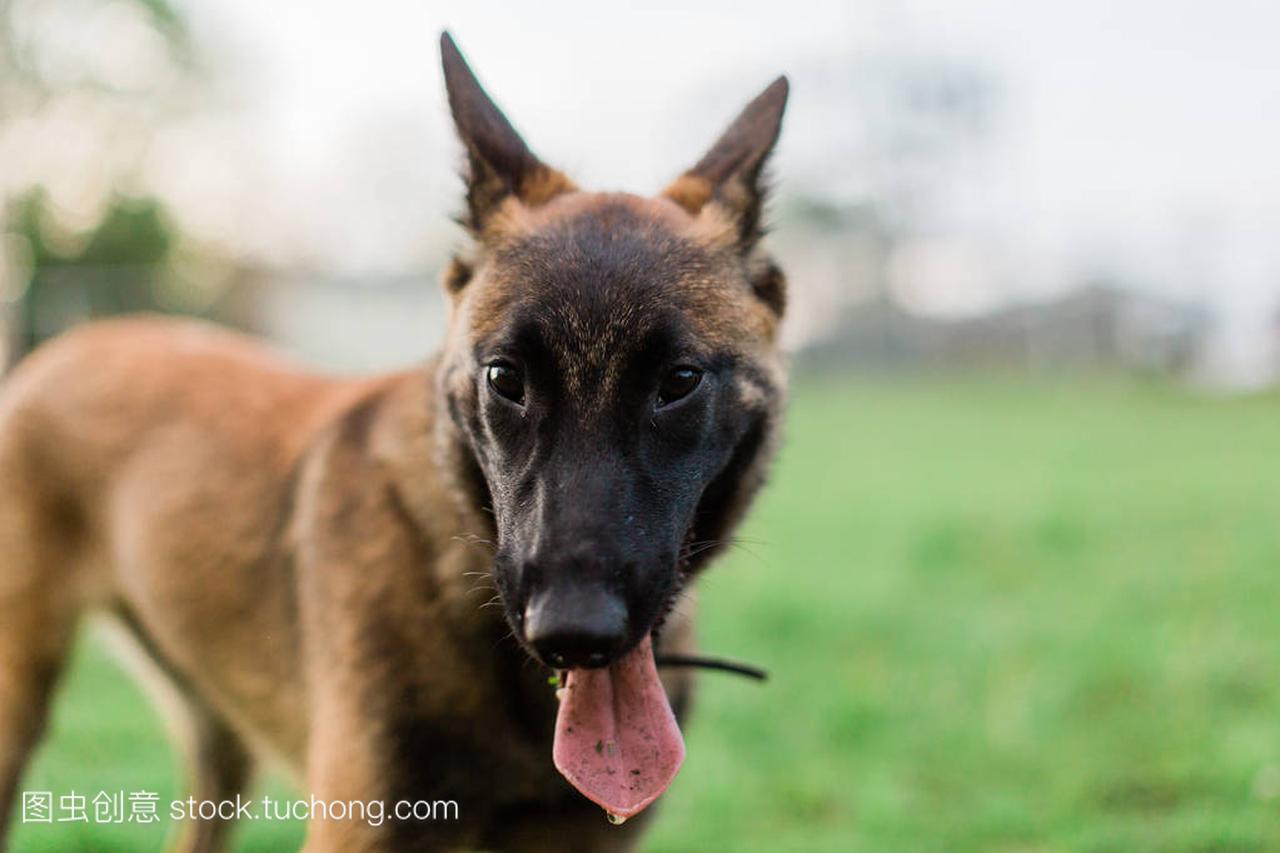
[654, 653, 768, 682]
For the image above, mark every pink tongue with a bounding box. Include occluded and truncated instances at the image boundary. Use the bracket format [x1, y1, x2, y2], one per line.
[553, 635, 685, 820]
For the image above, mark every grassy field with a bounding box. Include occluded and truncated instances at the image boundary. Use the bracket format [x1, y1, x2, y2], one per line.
[11, 377, 1280, 851]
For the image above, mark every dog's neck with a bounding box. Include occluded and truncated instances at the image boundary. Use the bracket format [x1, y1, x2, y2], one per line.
[359, 358, 505, 631]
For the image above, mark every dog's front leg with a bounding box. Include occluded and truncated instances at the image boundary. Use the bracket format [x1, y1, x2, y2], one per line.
[297, 637, 483, 853]
[292, 420, 483, 852]
[298, 703, 391, 853]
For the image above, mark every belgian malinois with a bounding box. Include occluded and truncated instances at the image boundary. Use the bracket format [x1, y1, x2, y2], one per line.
[0, 32, 788, 851]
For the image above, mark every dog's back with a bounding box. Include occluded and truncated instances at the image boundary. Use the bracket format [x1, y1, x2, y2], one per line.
[0, 318, 369, 628]
[0, 317, 378, 839]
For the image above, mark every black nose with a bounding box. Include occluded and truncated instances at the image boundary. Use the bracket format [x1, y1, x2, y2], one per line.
[524, 585, 628, 669]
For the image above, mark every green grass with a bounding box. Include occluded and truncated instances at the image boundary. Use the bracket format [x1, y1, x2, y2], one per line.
[12, 377, 1280, 851]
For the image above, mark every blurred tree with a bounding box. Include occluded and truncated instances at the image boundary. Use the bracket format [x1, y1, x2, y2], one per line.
[7, 188, 177, 353]
[0, 0, 194, 92]
[0, 0, 202, 363]
[77, 196, 173, 268]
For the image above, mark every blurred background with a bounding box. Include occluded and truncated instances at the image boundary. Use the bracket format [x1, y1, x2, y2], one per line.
[5, 1, 1280, 850]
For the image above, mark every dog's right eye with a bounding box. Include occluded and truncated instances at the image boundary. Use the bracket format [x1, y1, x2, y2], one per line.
[656, 366, 703, 408]
[486, 362, 525, 404]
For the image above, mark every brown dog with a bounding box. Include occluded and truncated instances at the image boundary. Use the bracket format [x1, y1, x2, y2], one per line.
[0, 33, 788, 852]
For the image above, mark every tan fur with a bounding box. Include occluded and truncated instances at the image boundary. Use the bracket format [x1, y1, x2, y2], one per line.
[660, 174, 715, 215]
[516, 167, 578, 211]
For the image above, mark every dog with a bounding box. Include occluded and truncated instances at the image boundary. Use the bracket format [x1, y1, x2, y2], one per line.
[0, 32, 788, 852]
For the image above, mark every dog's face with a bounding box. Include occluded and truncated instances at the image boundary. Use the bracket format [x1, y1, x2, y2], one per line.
[437, 35, 787, 670]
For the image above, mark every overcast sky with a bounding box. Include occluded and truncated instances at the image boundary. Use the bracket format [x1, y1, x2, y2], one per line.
[138, 0, 1280, 378]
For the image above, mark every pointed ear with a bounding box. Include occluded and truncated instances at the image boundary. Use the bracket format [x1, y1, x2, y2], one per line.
[663, 76, 788, 252]
[440, 32, 574, 234]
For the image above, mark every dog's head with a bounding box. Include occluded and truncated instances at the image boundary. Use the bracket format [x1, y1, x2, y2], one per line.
[436, 34, 787, 670]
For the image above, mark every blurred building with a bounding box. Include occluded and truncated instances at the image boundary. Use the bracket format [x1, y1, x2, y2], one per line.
[801, 284, 1210, 376]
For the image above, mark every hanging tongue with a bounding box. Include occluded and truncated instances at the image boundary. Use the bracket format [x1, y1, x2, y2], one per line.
[553, 635, 685, 820]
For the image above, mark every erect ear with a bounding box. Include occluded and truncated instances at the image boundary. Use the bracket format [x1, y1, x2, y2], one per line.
[663, 76, 788, 253]
[440, 32, 574, 234]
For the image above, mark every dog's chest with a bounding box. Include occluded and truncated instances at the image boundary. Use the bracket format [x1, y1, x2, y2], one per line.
[380, 660, 570, 811]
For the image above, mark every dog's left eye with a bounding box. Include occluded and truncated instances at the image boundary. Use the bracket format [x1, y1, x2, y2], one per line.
[656, 367, 703, 408]
[486, 361, 525, 404]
